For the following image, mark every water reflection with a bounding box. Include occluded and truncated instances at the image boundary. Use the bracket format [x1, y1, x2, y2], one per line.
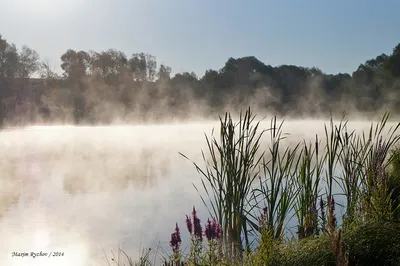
[0, 124, 212, 265]
[62, 145, 173, 194]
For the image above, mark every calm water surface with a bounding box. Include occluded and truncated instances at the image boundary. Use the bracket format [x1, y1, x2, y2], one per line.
[0, 120, 394, 265]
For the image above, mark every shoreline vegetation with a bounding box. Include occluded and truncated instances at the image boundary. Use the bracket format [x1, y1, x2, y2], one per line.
[106, 108, 400, 266]
[1, 34, 400, 127]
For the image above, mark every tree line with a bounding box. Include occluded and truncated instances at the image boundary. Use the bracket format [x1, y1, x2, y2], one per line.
[1, 33, 400, 126]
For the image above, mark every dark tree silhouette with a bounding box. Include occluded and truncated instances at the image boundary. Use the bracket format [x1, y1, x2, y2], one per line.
[0, 33, 400, 126]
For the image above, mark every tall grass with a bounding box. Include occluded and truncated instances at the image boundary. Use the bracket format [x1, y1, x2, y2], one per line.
[389, 146, 400, 220]
[175, 108, 400, 265]
[358, 113, 400, 222]
[294, 136, 322, 239]
[337, 129, 361, 226]
[323, 116, 347, 233]
[249, 117, 301, 241]
[180, 107, 265, 261]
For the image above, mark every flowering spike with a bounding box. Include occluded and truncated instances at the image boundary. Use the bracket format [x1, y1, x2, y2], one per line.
[212, 218, 222, 240]
[262, 206, 268, 215]
[192, 206, 203, 241]
[169, 223, 181, 253]
[204, 218, 213, 241]
[204, 218, 222, 241]
[185, 215, 193, 235]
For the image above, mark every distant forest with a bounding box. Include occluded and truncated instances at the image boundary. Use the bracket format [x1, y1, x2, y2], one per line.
[1, 34, 400, 126]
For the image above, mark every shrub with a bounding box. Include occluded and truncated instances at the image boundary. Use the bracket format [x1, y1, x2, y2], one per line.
[342, 222, 400, 266]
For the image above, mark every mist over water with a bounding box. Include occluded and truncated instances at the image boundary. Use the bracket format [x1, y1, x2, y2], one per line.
[0, 119, 397, 265]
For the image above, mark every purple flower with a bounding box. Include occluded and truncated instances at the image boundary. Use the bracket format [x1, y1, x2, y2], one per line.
[212, 218, 222, 240]
[204, 219, 213, 241]
[185, 215, 193, 234]
[192, 206, 203, 241]
[204, 218, 222, 241]
[169, 223, 181, 253]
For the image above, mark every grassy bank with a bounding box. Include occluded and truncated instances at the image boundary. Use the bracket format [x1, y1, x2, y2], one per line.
[108, 108, 400, 266]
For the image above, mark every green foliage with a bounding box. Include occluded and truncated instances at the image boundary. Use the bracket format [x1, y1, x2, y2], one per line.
[250, 117, 301, 240]
[342, 222, 400, 266]
[388, 146, 400, 220]
[294, 137, 322, 239]
[181, 109, 400, 263]
[270, 236, 336, 266]
[123, 222, 400, 266]
[180, 107, 265, 259]
[249, 222, 400, 266]
[358, 114, 400, 222]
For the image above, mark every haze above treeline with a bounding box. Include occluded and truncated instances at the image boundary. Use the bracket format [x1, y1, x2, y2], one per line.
[0, 34, 400, 126]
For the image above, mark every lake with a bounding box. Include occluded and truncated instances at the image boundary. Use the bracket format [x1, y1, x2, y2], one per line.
[0, 119, 395, 266]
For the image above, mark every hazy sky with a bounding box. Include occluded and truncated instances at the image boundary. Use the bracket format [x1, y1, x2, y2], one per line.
[0, 0, 399, 77]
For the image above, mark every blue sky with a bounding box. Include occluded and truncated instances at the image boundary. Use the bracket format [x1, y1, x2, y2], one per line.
[0, 0, 399, 77]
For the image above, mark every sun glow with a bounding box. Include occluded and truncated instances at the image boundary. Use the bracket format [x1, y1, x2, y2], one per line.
[3, 227, 89, 266]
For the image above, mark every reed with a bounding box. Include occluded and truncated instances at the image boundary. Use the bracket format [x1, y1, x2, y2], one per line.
[358, 113, 400, 222]
[294, 136, 322, 239]
[180, 107, 265, 261]
[176, 108, 400, 265]
[249, 116, 301, 242]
